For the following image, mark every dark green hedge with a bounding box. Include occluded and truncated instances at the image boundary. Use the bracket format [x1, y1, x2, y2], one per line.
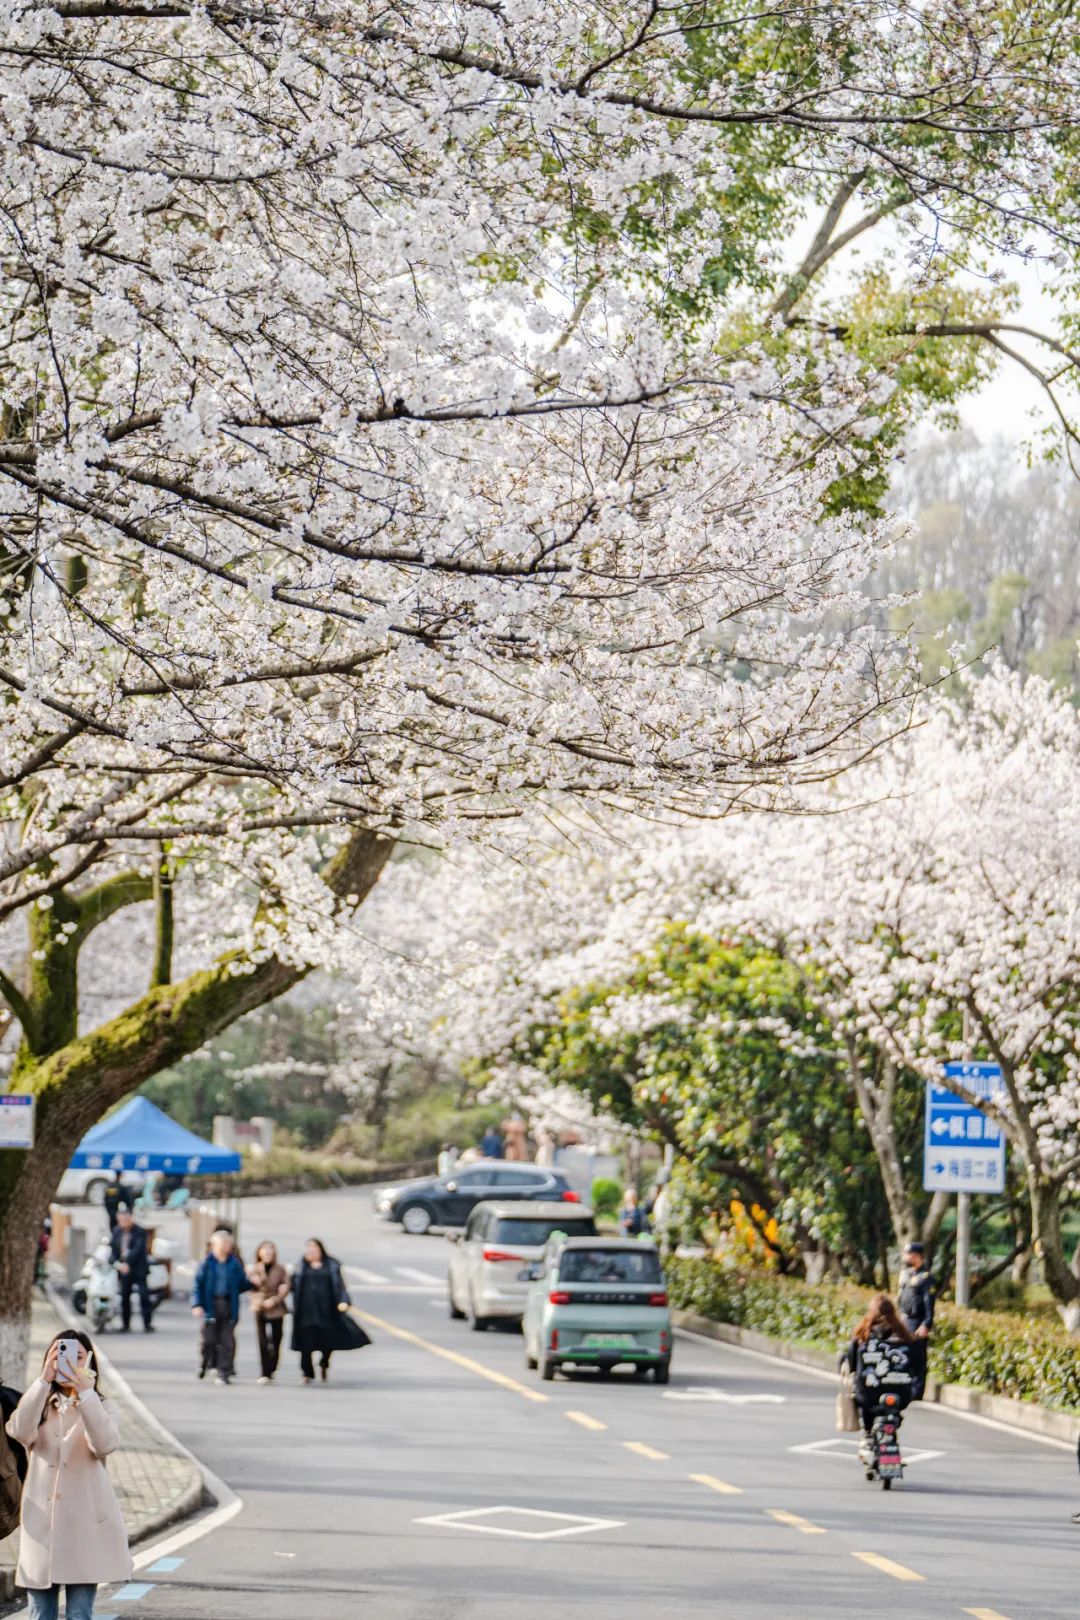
[665, 1255, 1080, 1412]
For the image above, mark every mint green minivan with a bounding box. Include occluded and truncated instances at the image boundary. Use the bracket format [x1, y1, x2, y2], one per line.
[521, 1236, 672, 1383]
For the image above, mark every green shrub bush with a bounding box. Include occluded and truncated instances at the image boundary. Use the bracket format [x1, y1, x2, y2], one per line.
[590, 1177, 624, 1218]
[324, 1087, 505, 1164]
[665, 1256, 1080, 1411]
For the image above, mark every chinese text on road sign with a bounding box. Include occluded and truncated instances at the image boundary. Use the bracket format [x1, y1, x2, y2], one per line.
[923, 1063, 1006, 1193]
[0, 1094, 35, 1149]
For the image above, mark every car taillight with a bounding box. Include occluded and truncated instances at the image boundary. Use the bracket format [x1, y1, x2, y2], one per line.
[561, 1189, 581, 1202]
[649, 1292, 669, 1307]
[482, 1250, 523, 1263]
[550, 1328, 559, 1350]
[549, 1291, 571, 1305]
[660, 1330, 670, 1353]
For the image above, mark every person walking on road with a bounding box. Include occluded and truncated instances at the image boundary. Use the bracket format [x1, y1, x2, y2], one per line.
[290, 1238, 370, 1385]
[897, 1240, 933, 1397]
[192, 1228, 252, 1385]
[619, 1188, 650, 1239]
[248, 1240, 290, 1384]
[109, 1211, 153, 1334]
[436, 1143, 459, 1176]
[478, 1125, 504, 1160]
[5, 1329, 131, 1620]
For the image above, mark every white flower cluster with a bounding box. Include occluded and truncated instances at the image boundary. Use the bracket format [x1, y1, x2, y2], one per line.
[3, 0, 1073, 931]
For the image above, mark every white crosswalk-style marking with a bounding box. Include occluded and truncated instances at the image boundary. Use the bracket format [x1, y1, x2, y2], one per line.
[393, 1266, 444, 1285]
[348, 1266, 390, 1284]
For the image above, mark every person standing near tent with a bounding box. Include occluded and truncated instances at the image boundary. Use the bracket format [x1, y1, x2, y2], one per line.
[110, 1212, 153, 1334]
[192, 1230, 252, 1385]
[102, 1174, 132, 1231]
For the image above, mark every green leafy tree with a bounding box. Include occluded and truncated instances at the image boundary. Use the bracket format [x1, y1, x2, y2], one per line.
[522, 928, 906, 1280]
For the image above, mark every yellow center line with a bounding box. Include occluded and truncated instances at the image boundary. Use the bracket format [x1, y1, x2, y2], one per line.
[351, 1310, 549, 1404]
[565, 1410, 607, 1432]
[766, 1508, 826, 1535]
[852, 1552, 925, 1583]
[965, 1611, 1013, 1619]
[688, 1473, 743, 1496]
[624, 1441, 669, 1461]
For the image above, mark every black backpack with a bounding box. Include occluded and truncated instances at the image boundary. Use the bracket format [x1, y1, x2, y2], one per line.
[0, 1385, 27, 1540]
[855, 1334, 915, 1408]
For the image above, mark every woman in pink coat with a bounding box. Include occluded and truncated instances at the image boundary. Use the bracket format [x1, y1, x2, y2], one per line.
[6, 1329, 131, 1619]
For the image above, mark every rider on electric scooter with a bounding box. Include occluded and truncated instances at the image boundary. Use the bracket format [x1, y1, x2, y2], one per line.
[841, 1294, 917, 1479]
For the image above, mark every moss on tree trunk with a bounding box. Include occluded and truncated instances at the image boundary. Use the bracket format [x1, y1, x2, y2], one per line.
[0, 830, 393, 1376]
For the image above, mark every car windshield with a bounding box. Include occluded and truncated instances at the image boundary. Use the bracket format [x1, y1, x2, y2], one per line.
[558, 1248, 663, 1284]
[491, 1217, 597, 1246]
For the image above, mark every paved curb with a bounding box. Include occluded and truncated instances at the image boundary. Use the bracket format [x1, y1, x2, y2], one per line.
[127, 1472, 208, 1547]
[673, 1309, 1080, 1448]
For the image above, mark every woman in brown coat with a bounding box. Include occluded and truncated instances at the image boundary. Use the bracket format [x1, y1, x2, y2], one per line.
[6, 1329, 131, 1619]
[247, 1241, 290, 1384]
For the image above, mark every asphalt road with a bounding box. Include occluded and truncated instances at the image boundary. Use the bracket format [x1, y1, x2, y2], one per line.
[82, 1189, 1078, 1620]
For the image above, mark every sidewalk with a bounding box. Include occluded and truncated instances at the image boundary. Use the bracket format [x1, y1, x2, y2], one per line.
[1, 1294, 205, 1606]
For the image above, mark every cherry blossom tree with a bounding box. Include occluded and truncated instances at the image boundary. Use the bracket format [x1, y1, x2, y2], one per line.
[747, 671, 1080, 1318]
[1, 0, 1078, 1368]
[413, 671, 1080, 1300]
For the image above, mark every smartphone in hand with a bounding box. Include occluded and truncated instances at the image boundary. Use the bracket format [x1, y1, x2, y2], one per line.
[55, 1338, 80, 1384]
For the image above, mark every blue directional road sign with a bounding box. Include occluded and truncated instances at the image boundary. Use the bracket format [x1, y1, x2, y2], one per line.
[923, 1062, 1006, 1194]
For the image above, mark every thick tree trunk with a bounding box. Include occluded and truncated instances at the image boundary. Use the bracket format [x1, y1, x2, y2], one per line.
[845, 1041, 919, 1249]
[1028, 1170, 1080, 1323]
[0, 830, 393, 1372]
[919, 1190, 950, 1254]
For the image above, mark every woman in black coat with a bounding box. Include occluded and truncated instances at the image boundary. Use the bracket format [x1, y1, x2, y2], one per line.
[290, 1238, 370, 1383]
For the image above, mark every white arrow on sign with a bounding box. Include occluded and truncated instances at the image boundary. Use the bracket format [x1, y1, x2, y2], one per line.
[931, 1118, 949, 1136]
[663, 1386, 786, 1405]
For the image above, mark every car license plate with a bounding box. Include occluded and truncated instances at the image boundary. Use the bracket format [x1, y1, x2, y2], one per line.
[584, 1333, 636, 1348]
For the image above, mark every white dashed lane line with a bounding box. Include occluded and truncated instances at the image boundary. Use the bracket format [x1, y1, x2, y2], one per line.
[393, 1266, 445, 1285]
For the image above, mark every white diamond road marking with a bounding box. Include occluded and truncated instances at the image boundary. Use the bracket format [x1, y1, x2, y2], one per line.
[414, 1506, 625, 1541]
[789, 1436, 944, 1464]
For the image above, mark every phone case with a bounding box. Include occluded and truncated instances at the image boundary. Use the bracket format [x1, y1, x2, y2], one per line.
[56, 1343, 79, 1382]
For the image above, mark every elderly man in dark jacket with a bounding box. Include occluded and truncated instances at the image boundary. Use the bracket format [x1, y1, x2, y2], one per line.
[110, 1210, 153, 1332]
[192, 1229, 253, 1384]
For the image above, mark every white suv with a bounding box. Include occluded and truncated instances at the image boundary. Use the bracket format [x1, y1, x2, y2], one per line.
[447, 1200, 597, 1330]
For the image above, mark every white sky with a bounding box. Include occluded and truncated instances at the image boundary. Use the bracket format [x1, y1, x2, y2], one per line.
[795, 207, 1070, 450]
[954, 258, 1059, 441]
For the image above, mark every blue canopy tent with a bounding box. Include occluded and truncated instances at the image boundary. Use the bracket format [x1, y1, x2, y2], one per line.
[68, 1095, 241, 1174]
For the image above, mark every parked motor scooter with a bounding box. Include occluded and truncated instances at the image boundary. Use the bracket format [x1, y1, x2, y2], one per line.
[72, 1240, 120, 1332]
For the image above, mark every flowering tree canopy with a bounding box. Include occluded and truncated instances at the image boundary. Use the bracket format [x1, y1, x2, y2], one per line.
[3, 0, 1080, 895]
[1, 0, 1078, 1365]
[438, 670, 1079, 1303]
[735, 671, 1080, 1311]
